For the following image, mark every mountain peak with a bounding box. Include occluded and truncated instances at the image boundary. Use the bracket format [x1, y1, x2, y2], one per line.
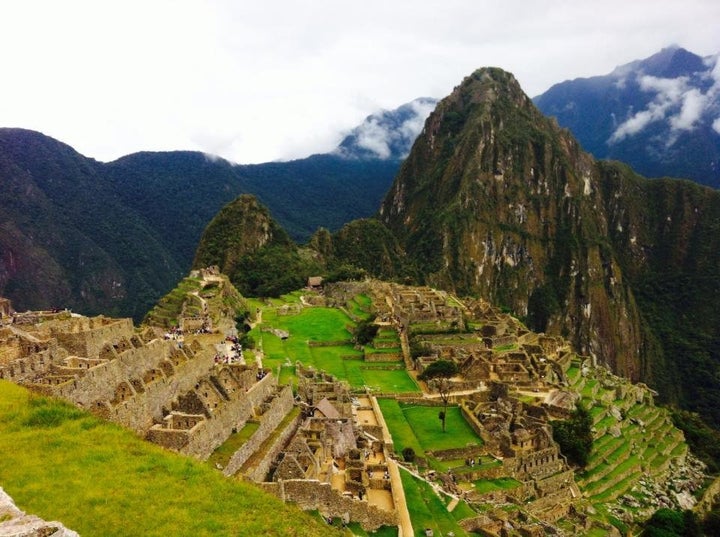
[334, 97, 437, 160]
[611, 46, 706, 79]
[535, 46, 720, 187]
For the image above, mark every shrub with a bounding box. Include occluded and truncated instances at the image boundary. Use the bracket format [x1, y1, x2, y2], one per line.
[402, 447, 416, 463]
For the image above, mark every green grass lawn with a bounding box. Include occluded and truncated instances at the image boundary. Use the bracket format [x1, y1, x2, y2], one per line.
[377, 400, 483, 466]
[275, 307, 354, 342]
[0, 381, 336, 537]
[377, 398, 426, 458]
[252, 304, 418, 393]
[399, 468, 470, 537]
[473, 477, 521, 494]
[400, 403, 483, 452]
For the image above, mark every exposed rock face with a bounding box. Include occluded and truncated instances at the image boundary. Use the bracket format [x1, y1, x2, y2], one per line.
[379, 67, 720, 417]
[0, 487, 79, 537]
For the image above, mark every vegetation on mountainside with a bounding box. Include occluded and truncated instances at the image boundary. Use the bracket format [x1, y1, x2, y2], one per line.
[374, 66, 720, 445]
[0, 381, 337, 537]
[670, 409, 720, 473]
[192, 194, 415, 299]
[106, 151, 399, 254]
[192, 194, 322, 298]
[329, 219, 413, 281]
[0, 129, 399, 321]
[642, 508, 701, 537]
[0, 129, 183, 321]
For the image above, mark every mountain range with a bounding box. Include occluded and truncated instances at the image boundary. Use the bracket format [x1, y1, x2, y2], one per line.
[375, 67, 720, 427]
[0, 100, 434, 319]
[534, 46, 720, 188]
[3, 48, 720, 430]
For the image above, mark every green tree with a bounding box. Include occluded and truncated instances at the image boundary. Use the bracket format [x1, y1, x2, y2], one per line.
[643, 508, 700, 537]
[354, 319, 379, 345]
[551, 403, 593, 467]
[418, 360, 458, 432]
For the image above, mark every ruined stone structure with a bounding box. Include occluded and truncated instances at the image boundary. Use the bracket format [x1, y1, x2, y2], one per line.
[261, 365, 401, 532]
[0, 297, 12, 320]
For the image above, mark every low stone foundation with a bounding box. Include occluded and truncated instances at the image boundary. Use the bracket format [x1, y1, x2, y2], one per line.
[263, 479, 397, 531]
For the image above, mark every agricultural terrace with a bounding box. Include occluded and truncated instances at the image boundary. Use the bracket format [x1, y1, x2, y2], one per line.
[247, 294, 419, 394]
[377, 399, 483, 470]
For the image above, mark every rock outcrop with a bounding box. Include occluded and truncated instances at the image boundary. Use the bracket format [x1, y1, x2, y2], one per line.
[0, 487, 78, 537]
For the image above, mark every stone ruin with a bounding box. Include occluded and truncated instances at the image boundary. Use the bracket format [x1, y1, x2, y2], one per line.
[260, 365, 401, 532]
[0, 310, 284, 460]
[0, 276, 701, 535]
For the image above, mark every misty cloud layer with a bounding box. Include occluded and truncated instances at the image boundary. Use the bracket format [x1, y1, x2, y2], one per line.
[610, 54, 720, 144]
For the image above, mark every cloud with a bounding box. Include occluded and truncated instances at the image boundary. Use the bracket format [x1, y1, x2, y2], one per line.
[2, 1, 720, 163]
[399, 99, 438, 143]
[340, 98, 437, 159]
[609, 61, 720, 144]
[609, 76, 687, 142]
[355, 119, 393, 159]
[670, 88, 707, 130]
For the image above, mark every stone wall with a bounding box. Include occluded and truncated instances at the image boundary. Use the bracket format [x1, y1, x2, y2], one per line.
[103, 347, 216, 433]
[0, 346, 62, 382]
[53, 339, 206, 410]
[222, 385, 294, 476]
[428, 446, 486, 462]
[369, 396, 393, 453]
[244, 409, 303, 482]
[51, 317, 134, 357]
[264, 479, 397, 531]
[180, 373, 278, 460]
[504, 447, 565, 481]
[364, 352, 402, 362]
[459, 401, 495, 447]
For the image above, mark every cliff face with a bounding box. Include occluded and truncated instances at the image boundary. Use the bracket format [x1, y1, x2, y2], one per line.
[379, 68, 720, 412]
[380, 68, 644, 379]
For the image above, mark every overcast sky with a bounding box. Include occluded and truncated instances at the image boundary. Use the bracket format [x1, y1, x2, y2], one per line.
[2, 0, 719, 164]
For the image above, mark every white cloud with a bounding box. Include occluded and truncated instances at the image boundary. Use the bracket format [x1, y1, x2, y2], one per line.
[610, 63, 720, 143]
[713, 117, 720, 134]
[356, 119, 393, 159]
[610, 76, 688, 142]
[670, 88, 707, 130]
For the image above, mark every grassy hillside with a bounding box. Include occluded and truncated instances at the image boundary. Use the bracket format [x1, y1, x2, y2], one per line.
[0, 381, 338, 537]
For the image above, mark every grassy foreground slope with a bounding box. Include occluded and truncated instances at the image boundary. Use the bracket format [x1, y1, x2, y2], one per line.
[0, 381, 338, 537]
